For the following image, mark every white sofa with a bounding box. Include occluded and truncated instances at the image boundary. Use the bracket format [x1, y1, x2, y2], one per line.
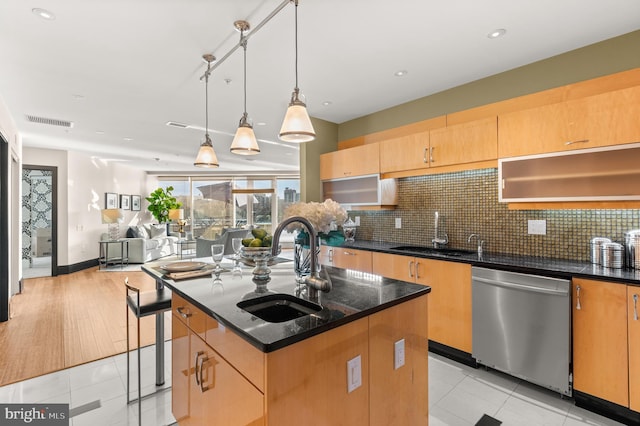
[121, 224, 178, 263]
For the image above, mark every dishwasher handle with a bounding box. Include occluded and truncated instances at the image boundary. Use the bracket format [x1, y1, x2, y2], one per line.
[473, 276, 569, 296]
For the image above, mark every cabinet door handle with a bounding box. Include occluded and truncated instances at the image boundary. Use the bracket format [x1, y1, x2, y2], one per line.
[564, 139, 589, 146]
[176, 307, 191, 319]
[634, 294, 638, 321]
[415, 262, 421, 279]
[576, 285, 581, 310]
[408, 261, 414, 278]
[194, 351, 204, 386]
[328, 249, 333, 262]
[429, 146, 434, 163]
[198, 355, 208, 393]
[423, 147, 428, 164]
[343, 251, 356, 255]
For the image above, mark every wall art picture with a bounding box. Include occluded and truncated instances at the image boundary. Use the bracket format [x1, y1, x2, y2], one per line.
[131, 195, 141, 211]
[105, 192, 118, 209]
[120, 194, 130, 210]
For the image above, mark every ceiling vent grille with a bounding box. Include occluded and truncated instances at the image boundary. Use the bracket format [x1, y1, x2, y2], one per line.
[26, 115, 74, 128]
[166, 121, 189, 128]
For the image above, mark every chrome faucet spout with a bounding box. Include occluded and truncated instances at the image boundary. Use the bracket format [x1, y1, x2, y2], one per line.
[271, 216, 331, 294]
[467, 233, 484, 256]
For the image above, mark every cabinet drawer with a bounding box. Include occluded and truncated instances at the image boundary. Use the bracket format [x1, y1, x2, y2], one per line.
[206, 316, 265, 392]
[172, 293, 207, 340]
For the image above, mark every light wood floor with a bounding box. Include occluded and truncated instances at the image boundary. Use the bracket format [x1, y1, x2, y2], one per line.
[0, 267, 170, 387]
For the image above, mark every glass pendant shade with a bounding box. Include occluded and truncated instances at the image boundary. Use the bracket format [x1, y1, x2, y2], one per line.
[230, 113, 260, 155]
[279, 89, 315, 143]
[194, 135, 219, 167]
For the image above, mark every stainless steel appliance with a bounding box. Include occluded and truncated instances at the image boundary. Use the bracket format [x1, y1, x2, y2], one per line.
[472, 267, 572, 396]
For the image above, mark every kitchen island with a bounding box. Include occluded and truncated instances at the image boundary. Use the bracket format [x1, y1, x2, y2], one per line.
[143, 260, 430, 426]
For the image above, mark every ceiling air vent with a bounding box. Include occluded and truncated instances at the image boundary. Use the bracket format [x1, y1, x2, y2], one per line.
[26, 115, 74, 128]
[166, 121, 189, 128]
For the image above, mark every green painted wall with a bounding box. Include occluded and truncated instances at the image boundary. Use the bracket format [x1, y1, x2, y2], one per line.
[300, 117, 338, 202]
[338, 30, 640, 141]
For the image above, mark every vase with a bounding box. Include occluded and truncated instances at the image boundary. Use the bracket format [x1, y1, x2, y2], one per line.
[294, 230, 321, 280]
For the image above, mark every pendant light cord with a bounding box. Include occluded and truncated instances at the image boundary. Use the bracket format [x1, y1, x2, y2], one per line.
[294, 0, 299, 91]
[205, 61, 210, 137]
[241, 31, 248, 115]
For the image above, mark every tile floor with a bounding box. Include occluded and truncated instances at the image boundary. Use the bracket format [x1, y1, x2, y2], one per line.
[22, 256, 52, 279]
[0, 345, 627, 426]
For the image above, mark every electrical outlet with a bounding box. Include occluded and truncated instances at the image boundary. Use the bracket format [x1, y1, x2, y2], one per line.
[354, 216, 360, 226]
[395, 217, 402, 229]
[347, 355, 362, 393]
[528, 219, 547, 235]
[394, 339, 405, 370]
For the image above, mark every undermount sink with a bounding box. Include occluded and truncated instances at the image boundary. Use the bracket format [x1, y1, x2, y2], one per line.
[237, 294, 322, 323]
[390, 246, 475, 257]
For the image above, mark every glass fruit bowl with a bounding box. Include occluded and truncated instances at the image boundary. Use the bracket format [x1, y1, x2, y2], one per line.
[240, 246, 281, 289]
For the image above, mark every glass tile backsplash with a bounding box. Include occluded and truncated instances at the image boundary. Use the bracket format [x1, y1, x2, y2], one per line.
[347, 168, 640, 262]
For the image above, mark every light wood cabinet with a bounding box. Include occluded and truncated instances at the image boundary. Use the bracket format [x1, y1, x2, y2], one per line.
[369, 295, 429, 426]
[320, 143, 380, 180]
[171, 314, 190, 424]
[572, 279, 628, 407]
[380, 131, 430, 174]
[429, 117, 497, 167]
[320, 246, 372, 273]
[371, 252, 472, 353]
[379, 117, 497, 174]
[629, 286, 640, 412]
[499, 85, 640, 158]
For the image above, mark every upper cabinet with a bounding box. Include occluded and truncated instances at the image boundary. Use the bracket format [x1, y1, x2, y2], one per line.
[429, 117, 498, 167]
[499, 86, 640, 158]
[320, 143, 379, 180]
[379, 117, 498, 174]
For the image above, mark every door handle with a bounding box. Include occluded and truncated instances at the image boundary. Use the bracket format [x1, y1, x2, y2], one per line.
[415, 261, 421, 279]
[423, 147, 428, 164]
[564, 139, 589, 146]
[176, 307, 191, 319]
[198, 355, 208, 393]
[328, 249, 333, 262]
[576, 285, 581, 310]
[408, 261, 414, 278]
[634, 294, 638, 321]
[429, 146, 434, 163]
[194, 351, 204, 386]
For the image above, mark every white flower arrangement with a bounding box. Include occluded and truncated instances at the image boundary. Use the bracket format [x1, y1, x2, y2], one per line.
[282, 199, 348, 234]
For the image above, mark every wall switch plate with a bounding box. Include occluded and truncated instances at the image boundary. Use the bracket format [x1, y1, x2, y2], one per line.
[394, 339, 405, 370]
[395, 217, 402, 229]
[354, 216, 360, 226]
[528, 219, 547, 235]
[347, 355, 362, 393]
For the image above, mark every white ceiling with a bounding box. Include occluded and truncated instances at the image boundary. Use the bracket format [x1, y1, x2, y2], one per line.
[1, 0, 639, 174]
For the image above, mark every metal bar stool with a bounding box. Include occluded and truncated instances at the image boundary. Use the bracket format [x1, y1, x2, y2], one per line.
[124, 277, 172, 425]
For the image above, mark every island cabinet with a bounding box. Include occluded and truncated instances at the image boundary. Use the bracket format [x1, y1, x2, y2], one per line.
[498, 85, 640, 158]
[371, 252, 472, 353]
[319, 143, 379, 180]
[171, 288, 430, 426]
[572, 279, 629, 407]
[379, 117, 497, 175]
[319, 246, 372, 273]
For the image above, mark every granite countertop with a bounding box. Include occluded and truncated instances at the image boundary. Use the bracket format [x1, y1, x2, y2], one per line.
[341, 240, 640, 285]
[142, 260, 430, 353]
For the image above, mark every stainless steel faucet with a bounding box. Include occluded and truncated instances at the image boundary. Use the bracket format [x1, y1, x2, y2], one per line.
[271, 216, 331, 297]
[432, 211, 449, 248]
[467, 233, 484, 256]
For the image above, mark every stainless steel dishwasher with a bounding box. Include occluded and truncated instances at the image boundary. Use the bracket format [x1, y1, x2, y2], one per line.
[472, 267, 572, 396]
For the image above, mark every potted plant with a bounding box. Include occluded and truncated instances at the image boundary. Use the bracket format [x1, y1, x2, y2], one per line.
[146, 186, 182, 223]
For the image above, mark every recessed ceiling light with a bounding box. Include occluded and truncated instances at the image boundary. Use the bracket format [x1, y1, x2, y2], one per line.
[256, 122, 267, 126]
[322, 101, 332, 106]
[32, 8, 55, 20]
[488, 29, 506, 39]
[123, 137, 133, 141]
[394, 70, 408, 77]
[95, 130, 105, 135]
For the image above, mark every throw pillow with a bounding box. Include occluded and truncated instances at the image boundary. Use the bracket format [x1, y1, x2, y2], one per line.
[130, 225, 150, 239]
[149, 224, 167, 238]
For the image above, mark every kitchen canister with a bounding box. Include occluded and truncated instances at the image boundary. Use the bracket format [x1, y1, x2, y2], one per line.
[601, 242, 624, 269]
[590, 237, 612, 265]
[624, 230, 640, 269]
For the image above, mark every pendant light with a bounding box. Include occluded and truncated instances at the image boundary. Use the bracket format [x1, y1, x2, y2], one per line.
[194, 54, 220, 167]
[230, 20, 260, 155]
[278, 0, 315, 143]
